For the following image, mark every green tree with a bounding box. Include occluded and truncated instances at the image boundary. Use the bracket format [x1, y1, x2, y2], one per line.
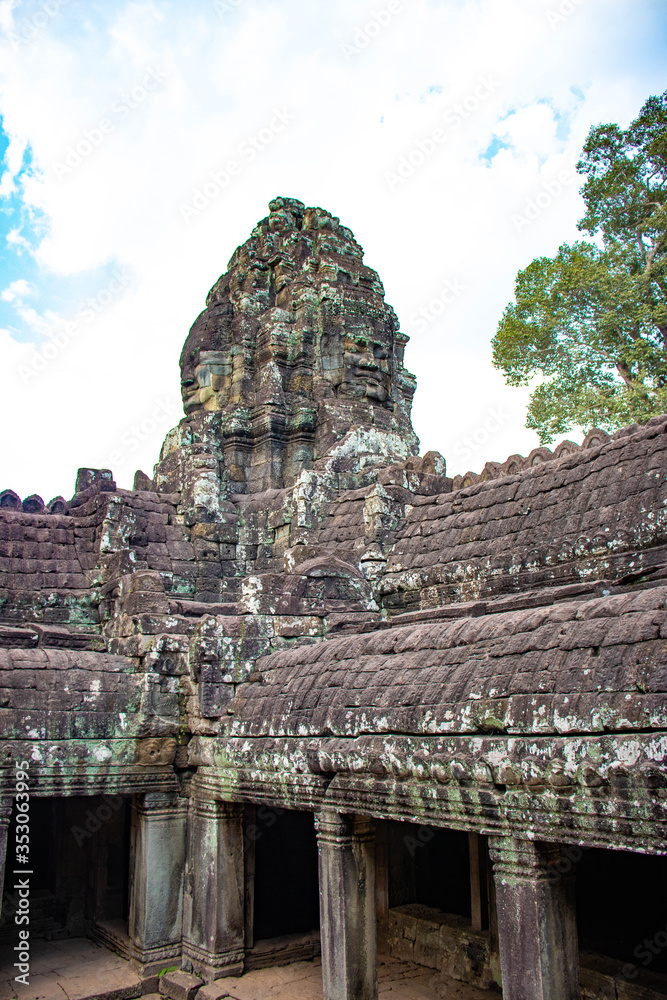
[492, 91, 667, 443]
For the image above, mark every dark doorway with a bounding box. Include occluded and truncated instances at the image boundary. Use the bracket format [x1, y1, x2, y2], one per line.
[577, 847, 667, 974]
[1, 798, 61, 944]
[89, 794, 132, 924]
[249, 806, 320, 942]
[387, 820, 472, 918]
[379, 822, 496, 986]
[1, 795, 132, 946]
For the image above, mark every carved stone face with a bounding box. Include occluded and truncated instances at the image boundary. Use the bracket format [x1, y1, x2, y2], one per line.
[180, 353, 222, 414]
[170, 197, 420, 491]
[341, 334, 391, 405]
[180, 356, 202, 413]
[319, 331, 392, 406]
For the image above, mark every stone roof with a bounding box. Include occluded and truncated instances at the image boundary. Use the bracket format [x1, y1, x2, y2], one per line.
[226, 584, 667, 739]
[381, 414, 667, 611]
[2, 198, 667, 791]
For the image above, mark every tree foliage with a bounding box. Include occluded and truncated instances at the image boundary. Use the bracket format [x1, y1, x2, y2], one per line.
[492, 91, 667, 443]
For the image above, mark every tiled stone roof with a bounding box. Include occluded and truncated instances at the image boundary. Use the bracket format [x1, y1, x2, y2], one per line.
[227, 585, 667, 739]
[381, 415, 667, 610]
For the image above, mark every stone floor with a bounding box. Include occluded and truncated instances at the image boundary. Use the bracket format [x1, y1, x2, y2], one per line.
[0, 939, 495, 1000]
[0, 938, 147, 1000]
[205, 956, 494, 999]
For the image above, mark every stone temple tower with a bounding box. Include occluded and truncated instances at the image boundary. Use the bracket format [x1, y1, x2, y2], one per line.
[154, 196, 420, 499]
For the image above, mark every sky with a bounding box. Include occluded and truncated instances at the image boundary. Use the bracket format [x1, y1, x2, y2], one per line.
[0, 0, 666, 503]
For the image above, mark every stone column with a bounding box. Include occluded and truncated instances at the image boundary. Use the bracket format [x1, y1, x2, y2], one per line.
[0, 798, 12, 922]
[128, 791, 188, 973]
[489, 836, 579, 1000]
[182, 798, 245, 982]
[316, 811, 377, 1000]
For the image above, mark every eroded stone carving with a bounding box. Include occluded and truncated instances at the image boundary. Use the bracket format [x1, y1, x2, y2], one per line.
[156, 197, 419, 499]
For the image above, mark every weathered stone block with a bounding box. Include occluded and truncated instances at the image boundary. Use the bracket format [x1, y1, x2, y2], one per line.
[159, 971, 203, 1000]
[123, 593, 170, 615]
[193, 538, 220, 560]
[196, 985, 232, 1000]
[191, 522, 239, 543]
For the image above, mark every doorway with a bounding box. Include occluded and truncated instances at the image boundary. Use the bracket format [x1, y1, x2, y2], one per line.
[244, 805, 320, 969]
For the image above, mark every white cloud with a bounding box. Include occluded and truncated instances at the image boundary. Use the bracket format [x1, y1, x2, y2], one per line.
[494, 104, 560, 162]
[0, 168, 14, 198]
[0, 1, 15, 35]
[0, 0, 664, 500]
[6, 227, 32, 252]
[1, 277, 31, 303]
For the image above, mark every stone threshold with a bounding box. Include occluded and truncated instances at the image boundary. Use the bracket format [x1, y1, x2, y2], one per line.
[91, 920, 133, 963]
[244, 929, 320, 971]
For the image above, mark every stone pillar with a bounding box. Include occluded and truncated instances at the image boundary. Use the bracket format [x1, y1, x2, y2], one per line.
[182, 798, 245, 982]
[316, 811, 377, 1000]
[0, 798, 12, 922]
[489, 836, 579, 1000]
[128, 791, 188, 973]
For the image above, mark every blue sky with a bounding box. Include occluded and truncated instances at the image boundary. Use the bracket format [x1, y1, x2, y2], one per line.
[1, 0, 666, 500]
[0, 131, 119, 342]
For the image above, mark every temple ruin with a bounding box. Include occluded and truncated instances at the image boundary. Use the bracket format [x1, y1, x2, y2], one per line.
[1, 196, 667, 1000]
